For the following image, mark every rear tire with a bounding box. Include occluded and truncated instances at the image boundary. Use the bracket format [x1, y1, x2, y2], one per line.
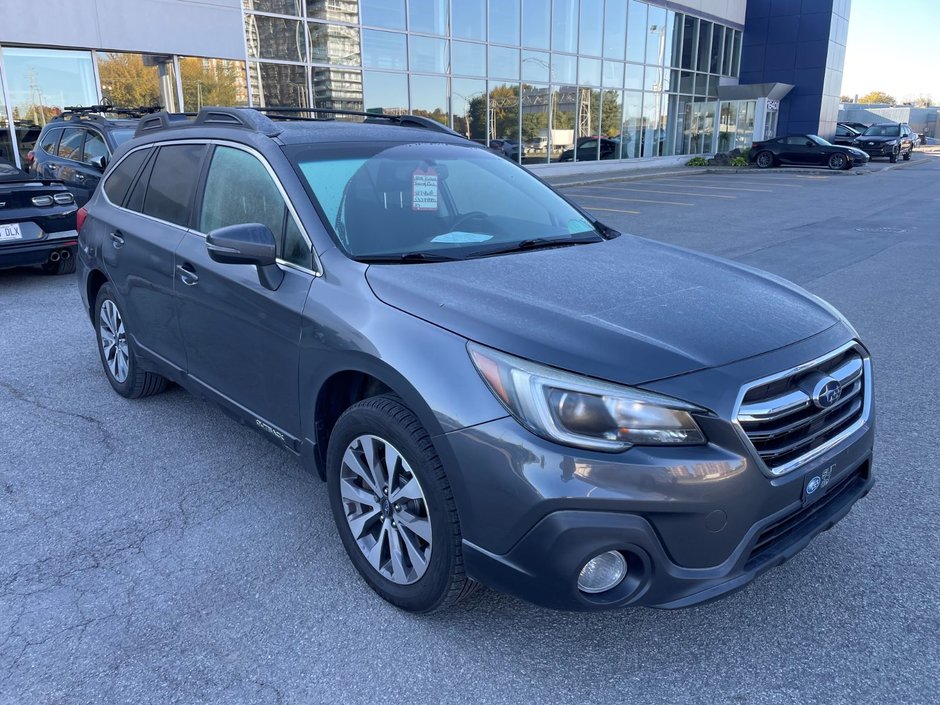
[94, 282, 168, 399]
[755, 151, 774, 169]
[327, 395, 477, 613]
[41, 249, 76, 275]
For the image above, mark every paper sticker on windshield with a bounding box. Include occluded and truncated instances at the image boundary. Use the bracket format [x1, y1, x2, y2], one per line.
[413, 168, 438, 211]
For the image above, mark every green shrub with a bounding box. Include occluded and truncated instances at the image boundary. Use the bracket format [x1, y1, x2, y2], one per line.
[686, 156, 709, 167]
[730, 156, 749, 167]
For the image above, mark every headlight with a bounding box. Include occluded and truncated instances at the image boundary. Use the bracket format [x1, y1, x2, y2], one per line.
[886, 140, 898, 146]
[468, 343, 706, 452]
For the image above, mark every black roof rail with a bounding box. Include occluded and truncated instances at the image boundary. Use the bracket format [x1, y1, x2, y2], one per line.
[59, 105, 163, 121]
[130, 106, 466, 139]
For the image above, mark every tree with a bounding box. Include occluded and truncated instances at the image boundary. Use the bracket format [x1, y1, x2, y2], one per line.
[839, 95, 852, 103]
[858, 91, 895, 105]
[179, 58, 243, 111]
[97, 53, 161, 107]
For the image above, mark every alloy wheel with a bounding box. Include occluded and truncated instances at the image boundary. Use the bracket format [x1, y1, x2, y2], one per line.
[339, 434, 433, 585]
[99, 299, 129, 383]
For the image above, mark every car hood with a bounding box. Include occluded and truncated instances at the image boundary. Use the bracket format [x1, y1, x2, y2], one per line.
[365, 235, 839, 385]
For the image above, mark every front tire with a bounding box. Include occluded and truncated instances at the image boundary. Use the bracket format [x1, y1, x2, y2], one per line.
[94, 283, 168, 399]
[755, 151, 774, 169]
[828, 153, 848, 170]
[889, 148, 899, 163]
[902, 149, 912, 161]
[327, 395, 476, 613]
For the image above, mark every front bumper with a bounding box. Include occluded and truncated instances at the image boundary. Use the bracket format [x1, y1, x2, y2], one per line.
[441, 332, 876, 610]
[855, 144, 897, 157]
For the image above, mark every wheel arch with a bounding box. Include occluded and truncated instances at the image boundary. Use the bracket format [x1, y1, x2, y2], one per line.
[85, 268, 109, 322]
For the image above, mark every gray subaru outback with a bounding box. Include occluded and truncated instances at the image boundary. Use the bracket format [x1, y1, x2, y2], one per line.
[76, 107, 874, 612]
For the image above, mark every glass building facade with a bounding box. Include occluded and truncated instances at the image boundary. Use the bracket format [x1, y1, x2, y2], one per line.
[243, 0, 744, 164]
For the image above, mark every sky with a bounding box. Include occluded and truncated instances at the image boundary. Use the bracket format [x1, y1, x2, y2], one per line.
[841, 0, 939, 103]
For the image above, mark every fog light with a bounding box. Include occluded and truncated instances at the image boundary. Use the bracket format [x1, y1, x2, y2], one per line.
[577, 551, 627, 594]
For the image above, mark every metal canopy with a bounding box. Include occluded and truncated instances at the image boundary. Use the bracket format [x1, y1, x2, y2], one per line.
[717, 82, 794, 101]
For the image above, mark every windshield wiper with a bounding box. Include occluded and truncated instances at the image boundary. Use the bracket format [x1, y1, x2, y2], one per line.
[469, 234, 603, 258]
[357, 251, 464, 263]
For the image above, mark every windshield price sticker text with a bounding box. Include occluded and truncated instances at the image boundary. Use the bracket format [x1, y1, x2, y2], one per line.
[413, 169, 438, 211]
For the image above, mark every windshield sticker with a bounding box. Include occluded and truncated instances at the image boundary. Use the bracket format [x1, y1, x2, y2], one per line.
[413, 167, 439, 211]
[430, 231, 494, 244]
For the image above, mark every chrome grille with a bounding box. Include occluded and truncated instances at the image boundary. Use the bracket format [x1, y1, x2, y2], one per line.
[736, 344, 870, 476]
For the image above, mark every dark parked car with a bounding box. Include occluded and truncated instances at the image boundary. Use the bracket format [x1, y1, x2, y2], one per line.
[558, 136, 620, 162]
[28, 106, 150, 205]
[78, 107, 875, 613]
[0, 161, 78, 274]
[852, 123, 915, 162]
[749, 134, 869, 170]
[488, 138, 521, 161]
[832, 123, 862, 146]
[838, 121, 869, 133]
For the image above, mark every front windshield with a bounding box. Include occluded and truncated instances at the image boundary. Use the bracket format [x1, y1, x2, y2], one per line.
[862, 125, 900, 137]
[808, 135, 832, 146]
[287, 141, 599, 260]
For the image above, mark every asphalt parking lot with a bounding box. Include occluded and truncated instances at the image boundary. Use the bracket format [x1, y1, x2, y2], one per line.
[2, 153, 939, 704]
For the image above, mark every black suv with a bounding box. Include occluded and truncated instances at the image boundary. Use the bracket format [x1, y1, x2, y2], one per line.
[28, 106, 155, 206]
[77, 107, 874, 613]
[852, 122, 916, 162]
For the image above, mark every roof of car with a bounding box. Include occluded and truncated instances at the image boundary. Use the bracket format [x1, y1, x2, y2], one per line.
[274, 120, 466, 145]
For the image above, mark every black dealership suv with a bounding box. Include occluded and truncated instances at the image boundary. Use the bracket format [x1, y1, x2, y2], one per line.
[77, 107, 874, 613]
[852, 122, 916, 162]
[28, 106, 155, 205]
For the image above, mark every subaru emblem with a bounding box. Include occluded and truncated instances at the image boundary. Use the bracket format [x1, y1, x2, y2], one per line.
[807, 476, 822, 494]
[812, 377, 842, 409]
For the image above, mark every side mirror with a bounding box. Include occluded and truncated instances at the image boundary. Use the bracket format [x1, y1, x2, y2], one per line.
[206, 223, 284, 291]
[91, 155, 108, 171]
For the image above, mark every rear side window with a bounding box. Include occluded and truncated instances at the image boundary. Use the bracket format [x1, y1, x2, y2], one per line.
[103, 149, 151, 206]
[141, 144, 206, 227]
[57, 128, 85, 160]
[38, 129, 62, 154]
[82, 131, 108, 164]
[198, 145, 309, 267]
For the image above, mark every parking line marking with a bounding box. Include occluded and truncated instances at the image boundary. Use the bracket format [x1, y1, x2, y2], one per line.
[567, 184, 736, 199]
[650, 179, 774, 192]
[694, 177, 805, 188]
[581, 206, 641, 215]
[568, 193, 695, 206]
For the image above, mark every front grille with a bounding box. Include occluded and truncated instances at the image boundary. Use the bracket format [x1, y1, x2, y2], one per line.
[744, 462, 869, 571]
[736, 344, 869, 475]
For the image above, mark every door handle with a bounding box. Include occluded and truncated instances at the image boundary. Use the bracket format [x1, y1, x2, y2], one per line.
[176, 264, 199, 286]
[110, 231, 125, 248]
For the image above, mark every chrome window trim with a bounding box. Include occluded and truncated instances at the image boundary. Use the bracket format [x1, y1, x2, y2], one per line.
[100, 138, 323, 277]
[731, 341, 872, 478]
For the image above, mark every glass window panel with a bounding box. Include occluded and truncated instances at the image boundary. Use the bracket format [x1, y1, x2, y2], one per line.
[245, 15, 306, 61]
[552, 0, 578, 54]
[453, 41, 486, 76]
[665, 11, 679, 68]
[81, 130, 108, 163]
[603, 0, 628, 60]
[306, 0, 359, 23]
[549, 85, 576, 160]
[453, 0, 485, 41]
[678, 71, 694, 94]
[488, 82, 521, 161]
[578, 57, 601, 87]
[0, 69, 15, 167]
[180, 58, 248, 112]
[575, 88, 602, 161]
[731, 30, 742, 77]
[313, 67, 363, 112]
[410, 74, 448, 126]
[57, 128, 85, 161]
[362, 70, 408, 113]
[309, 22, 361, 66]
[520, 82, 549, 163]
[452, 77, 486, 140]
[723, 27, 734, 76]
[550, 54, 576, 85]
[624, 62, 643, 90]
[640, 92, 660, 156]
[602, 61, 624, 88]
[362, 30, 407, 70]
[2, 48, 98, 164]
[249, 62, 308, 107]
[103, 147, 150, 206]
[522, 50, 550, 82]
[579, 0, 603, 57]
[489, 46, 520, 80]
[711, 26, 725, 74]
[97, 53, 173, 111]
[662, 93, 679, 155]
[625, 0, 646, 63]
[697, 21, 712, 72]
[522, 0, 551, 49]
[600, 90, 623, 156]
[360, 0, 405, 29]
[644, 65, 664, 92]
[489, 0, 520, 46]
[621, 90, 642, 158]
[248, 0, 301, 15]
[143, 144, 206, 227]
[646, 5, 667, 65]
[409, 35, 449, 73]
[681, 16, 697, 69]
[409, 0, 448, 35]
